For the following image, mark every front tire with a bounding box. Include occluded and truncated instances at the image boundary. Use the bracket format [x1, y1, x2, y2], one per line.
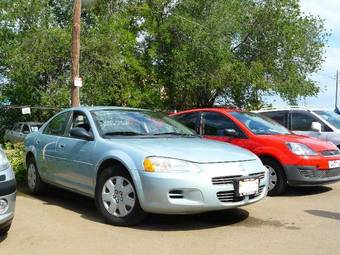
[95, 165, 147, 226]
[0, 224, 11, 235]
[262, 158, 287, 196]
[27, 157, 47, 195]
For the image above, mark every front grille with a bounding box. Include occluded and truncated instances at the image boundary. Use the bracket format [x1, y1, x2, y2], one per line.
[321, 150, 340, 156]
[299, 168, 340, 178]
[0, 175, 5, 182]
[217, 185, 265, 203]
[250, 172, 266, 180]
[212, 171, 265, 186]
[212, 175, 242, 185]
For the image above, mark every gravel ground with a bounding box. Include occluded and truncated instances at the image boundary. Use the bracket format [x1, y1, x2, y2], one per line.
[2, 183, 340, 255]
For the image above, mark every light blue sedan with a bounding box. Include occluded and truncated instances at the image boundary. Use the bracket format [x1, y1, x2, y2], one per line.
[24, 107, 268, 226]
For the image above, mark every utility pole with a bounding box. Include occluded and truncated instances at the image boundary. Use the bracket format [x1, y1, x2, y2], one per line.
[71, 0, 81, 107]
[336, 70, 339, 111]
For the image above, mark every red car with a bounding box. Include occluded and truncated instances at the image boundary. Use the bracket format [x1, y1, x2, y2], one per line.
[171, 108, 340, 195]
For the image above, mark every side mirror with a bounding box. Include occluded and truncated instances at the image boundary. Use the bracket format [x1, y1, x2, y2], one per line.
[224, 128, 239, 137]
[311, 122, 322, 133]
[70, 127, 93, 140]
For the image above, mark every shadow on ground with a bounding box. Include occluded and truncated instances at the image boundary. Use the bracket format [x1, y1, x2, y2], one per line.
[305, 210, 340, 221]
[17, 186, 250, 231]
[282, 186, 332, 197]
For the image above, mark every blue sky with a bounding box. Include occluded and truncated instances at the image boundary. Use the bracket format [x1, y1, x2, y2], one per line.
[268, 0, 340, 109]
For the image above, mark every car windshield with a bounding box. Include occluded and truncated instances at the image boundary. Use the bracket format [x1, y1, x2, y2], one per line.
[230, 111, 290, 135]
[314, 110, 340, 129]
[91, 109, 196, 138]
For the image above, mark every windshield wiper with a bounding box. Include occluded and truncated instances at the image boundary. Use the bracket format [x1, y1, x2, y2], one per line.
[152, 132, 196, 136]
[104, 131, 144, 136]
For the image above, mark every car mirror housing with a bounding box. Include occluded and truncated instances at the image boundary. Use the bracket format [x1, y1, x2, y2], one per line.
[70, 127, 93, 140]
[311, 122, 322, 133]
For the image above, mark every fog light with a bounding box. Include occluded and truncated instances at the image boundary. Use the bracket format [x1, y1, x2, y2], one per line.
[0, 199, 8, 214]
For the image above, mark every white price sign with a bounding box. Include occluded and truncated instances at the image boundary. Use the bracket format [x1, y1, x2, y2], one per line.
[22, 107, 31, 115]
[74, 77, 83, 87]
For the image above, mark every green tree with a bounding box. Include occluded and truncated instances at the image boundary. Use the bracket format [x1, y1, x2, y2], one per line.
[135, 0, 328, 110]
[0, 0, 328, 110]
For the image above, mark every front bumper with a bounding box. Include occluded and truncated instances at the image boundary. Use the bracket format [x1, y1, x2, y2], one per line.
[0, 191, 16, 226]
[138, 162, 268, 214]
[284, 165, 340, 186]
[0, 167, 16, 226]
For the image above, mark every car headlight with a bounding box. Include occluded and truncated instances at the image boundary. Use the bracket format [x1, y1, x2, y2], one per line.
[286, 142, 318, 156]
[143, 157, 201, 173]
[0, 150, 10, 172]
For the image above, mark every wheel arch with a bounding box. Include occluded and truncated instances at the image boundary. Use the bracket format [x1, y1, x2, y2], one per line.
[94, 155, 145, 204]
[26, 151, 35, 165]
[258, 154, 287, 179]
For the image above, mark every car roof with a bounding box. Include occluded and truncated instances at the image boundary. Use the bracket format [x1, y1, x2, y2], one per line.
[62, 106, 151, 112]
[257, 107, 335, 112]
[172, 107, 242, 115]
[17, 122, 43, 125]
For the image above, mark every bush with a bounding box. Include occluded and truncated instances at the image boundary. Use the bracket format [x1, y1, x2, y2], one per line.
[4, 143, 26, 184]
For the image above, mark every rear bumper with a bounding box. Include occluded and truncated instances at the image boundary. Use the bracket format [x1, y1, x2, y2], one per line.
[284, 165, 340, 186]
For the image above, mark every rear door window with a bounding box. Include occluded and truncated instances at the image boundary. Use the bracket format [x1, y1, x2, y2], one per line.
[202, 112, 244, 137]
[261, 111, 288, 128]
[172, 112, 200, 133]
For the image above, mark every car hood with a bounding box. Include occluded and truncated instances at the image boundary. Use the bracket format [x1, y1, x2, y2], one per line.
[109, 137, 258, 163]
[259, 134, 337, 152]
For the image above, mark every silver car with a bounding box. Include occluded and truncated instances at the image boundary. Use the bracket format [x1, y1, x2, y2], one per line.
[258, 107, 340, 148]
[24, 107, 268, 226]
[4, 122, 42, 144]
[0, 149, 16, 235]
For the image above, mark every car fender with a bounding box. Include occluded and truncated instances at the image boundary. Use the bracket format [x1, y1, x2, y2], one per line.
[252, 146, 289, 164]
[94, 150, 146, 204]
[23, 133, 40, 168]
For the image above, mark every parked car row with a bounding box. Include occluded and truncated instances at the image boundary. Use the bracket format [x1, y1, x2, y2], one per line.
[2, 105, 340, 232]
[171, 108, 340, 195]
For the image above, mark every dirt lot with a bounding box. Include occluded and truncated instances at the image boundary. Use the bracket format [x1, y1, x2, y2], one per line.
[1, 183, 340, 255]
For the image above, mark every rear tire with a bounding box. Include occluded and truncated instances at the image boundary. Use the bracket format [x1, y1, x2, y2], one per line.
[0, 224, 11, 235]
[262, 158, 287, 196]
[95, 165, 147, 226]
[27, 157, 47, 195]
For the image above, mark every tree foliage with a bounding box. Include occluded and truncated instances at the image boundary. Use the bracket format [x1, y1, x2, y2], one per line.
[0, 0, 328, 110]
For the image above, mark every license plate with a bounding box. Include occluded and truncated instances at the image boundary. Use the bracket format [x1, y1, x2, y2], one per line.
[329, 160, 340, 169]
[237, 178, 259, 196]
